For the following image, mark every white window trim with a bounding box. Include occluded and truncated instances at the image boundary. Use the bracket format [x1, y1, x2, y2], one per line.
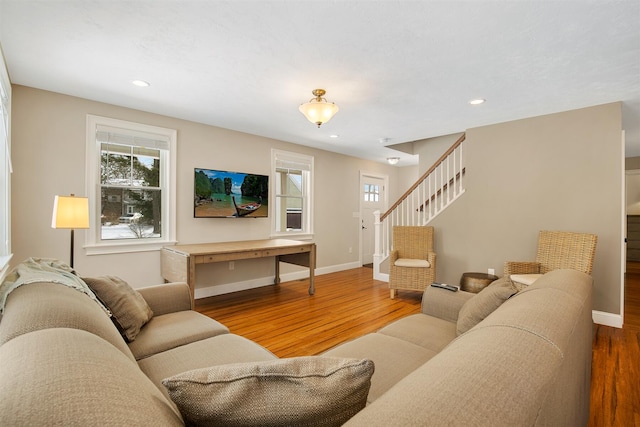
[0, 48, 12, 281]
[270, 149, 314, 240]
[85, 115, 177, 255]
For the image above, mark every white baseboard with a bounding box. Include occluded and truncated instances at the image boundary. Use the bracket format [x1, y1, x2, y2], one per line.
[194, 261, 362, 299]
[592, 310, 623, 328]
[315, 261, 362, 276]
[374, 271, 389, 282]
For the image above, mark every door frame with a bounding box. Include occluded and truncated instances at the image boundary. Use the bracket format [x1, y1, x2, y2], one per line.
[359, 171, 388, 266]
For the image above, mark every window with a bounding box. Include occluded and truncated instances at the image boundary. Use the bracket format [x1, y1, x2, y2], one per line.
[0, 52, 11, 278]
[364, 184, 380, 202]
[86, 115, 176, 254]
[271, 149, 313, 238]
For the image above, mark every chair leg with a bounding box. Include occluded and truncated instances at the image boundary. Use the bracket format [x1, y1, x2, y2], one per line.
[390, 289, 396, 299]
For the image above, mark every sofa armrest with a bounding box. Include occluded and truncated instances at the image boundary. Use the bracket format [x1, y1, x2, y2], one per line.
[421, 286, 474, 323]
[137, 282, 193, 316]
[503, 261, 540, 276]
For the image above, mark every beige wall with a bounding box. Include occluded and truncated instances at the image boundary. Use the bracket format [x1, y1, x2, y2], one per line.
[10, 86, 624, 315]
[414, 132, 465, 174]
[10, 85, 401, 292]
[429, 103, 623, 314]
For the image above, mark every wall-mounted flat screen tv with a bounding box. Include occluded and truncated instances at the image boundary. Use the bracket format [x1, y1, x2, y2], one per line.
[194, 168, 269, 218]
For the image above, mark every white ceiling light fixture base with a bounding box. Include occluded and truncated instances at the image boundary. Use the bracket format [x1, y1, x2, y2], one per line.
[299, 89, 339, 128]
[387, 157, 400, 165]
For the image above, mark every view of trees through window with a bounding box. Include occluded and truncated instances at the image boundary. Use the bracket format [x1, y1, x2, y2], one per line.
[100, 143, 161, 240]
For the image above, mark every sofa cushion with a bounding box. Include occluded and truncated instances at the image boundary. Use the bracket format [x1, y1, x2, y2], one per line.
[481, 271, 591, 351]
[322, 333, 437, 402]
[421, 285, 475, 322]
[129, 310, 230, 360]
[344, 326, 565, 426]
[344, 270, 594, 426]
[83, 276, 153, 342]
[0, 282, 135, 361]
[138, 333, 277, 405]
[162, 356, 374, 427]
[0, 328, 183, 426]
[456, 284, 517, 335]
[378, 313, 457, 353]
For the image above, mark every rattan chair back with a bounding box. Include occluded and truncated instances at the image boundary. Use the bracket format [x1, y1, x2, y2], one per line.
[392, 226, 434, 259]
[535, 230, 597, 275]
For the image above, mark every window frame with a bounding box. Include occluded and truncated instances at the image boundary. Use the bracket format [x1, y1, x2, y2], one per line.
[0, 50, 12, 280]
[85, 115, 177, 254]
[271, 149, 314, 240]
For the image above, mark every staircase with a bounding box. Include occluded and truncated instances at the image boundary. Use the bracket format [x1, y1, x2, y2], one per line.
[373, 134, 466, 281]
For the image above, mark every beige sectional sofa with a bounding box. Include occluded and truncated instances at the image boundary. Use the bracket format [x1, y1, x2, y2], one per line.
[0, 268, 593, 426]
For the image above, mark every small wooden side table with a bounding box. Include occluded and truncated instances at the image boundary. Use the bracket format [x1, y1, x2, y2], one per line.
[460, 272, 499, 293]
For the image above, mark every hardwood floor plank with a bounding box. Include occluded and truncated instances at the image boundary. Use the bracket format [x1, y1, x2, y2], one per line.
[196, 266, 640, 425]
[196, 267, 421, 358]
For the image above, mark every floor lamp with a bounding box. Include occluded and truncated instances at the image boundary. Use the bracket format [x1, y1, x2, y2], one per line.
[51, 194, 89, 268]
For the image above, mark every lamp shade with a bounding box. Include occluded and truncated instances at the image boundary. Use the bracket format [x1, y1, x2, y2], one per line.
[299, 89, 339, 127]
[51, 195, 90, 229]
[387, 157, 400, 165]
[299, 100, 339, 127]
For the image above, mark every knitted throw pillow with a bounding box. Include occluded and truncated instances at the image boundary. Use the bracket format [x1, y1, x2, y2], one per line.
[162, 356, 374, 427]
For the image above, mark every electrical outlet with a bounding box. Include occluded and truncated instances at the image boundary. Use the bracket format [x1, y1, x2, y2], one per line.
[229, 261, 235, 270]
[348, 247, 353, 254]
[488, 268, 495, 276]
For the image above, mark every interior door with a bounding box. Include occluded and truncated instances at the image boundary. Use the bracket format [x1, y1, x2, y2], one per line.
[361, 175, 386, 265]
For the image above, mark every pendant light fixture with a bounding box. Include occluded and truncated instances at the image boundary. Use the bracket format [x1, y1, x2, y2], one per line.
[299, 89, 339, 127]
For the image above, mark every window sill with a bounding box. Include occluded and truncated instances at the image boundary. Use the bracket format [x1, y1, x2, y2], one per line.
[269, 232, 314, 241]
[85, 239, 177, 255]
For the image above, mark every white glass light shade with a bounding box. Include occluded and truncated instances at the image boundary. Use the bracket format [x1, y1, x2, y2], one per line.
[387, 157, 400, 165]
[299, 100, 339, 127]
[51, 195, 90, 229]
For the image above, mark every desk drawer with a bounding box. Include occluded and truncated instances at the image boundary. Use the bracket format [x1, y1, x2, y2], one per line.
[195, 251, 264, 264]
[263, 245, 312, 257]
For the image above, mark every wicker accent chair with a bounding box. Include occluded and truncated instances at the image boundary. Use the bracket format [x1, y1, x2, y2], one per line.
[504, 230, 597, 288]
[389, 226, 436, 299]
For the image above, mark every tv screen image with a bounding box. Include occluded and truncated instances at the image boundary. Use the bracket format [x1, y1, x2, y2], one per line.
[194, 168, 269, 218]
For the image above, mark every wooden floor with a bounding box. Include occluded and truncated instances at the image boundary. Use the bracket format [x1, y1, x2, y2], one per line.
[196, 265, 640, 426]
[589, 263, 640, 427]
[196, 267, 422, 357]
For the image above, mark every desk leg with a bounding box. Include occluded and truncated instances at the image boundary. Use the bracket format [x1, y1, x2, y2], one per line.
[188, 256, 196, 308]
[275, 256, 281, 285]
[308, 245, 316, 295]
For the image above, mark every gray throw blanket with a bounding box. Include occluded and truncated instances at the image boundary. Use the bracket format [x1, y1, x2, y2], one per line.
[0, 257, 111, 315]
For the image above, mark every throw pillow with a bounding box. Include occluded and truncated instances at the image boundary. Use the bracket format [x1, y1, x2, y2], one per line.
[162, 356, 374, 427]
[456, 284, 517, 335]
[82, 276, 153, 342]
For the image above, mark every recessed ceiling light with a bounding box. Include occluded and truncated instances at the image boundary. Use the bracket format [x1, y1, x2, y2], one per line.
[468, 98, 485, 105]
[329, 134, 339, 139]
[132, 80, 151, 87]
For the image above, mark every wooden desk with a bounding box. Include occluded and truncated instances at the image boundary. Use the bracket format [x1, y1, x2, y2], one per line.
[161, 239, 316, 301]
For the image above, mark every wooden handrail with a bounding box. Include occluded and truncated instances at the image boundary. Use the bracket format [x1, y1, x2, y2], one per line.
[417, 168, 466, 211]
[380, 133, 466, 221]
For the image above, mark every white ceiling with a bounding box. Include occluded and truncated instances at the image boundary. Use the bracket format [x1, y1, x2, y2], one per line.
[1, 0, 639, 165]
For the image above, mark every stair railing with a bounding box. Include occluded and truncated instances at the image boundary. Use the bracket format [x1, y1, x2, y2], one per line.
[373, 134, 466, 280]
